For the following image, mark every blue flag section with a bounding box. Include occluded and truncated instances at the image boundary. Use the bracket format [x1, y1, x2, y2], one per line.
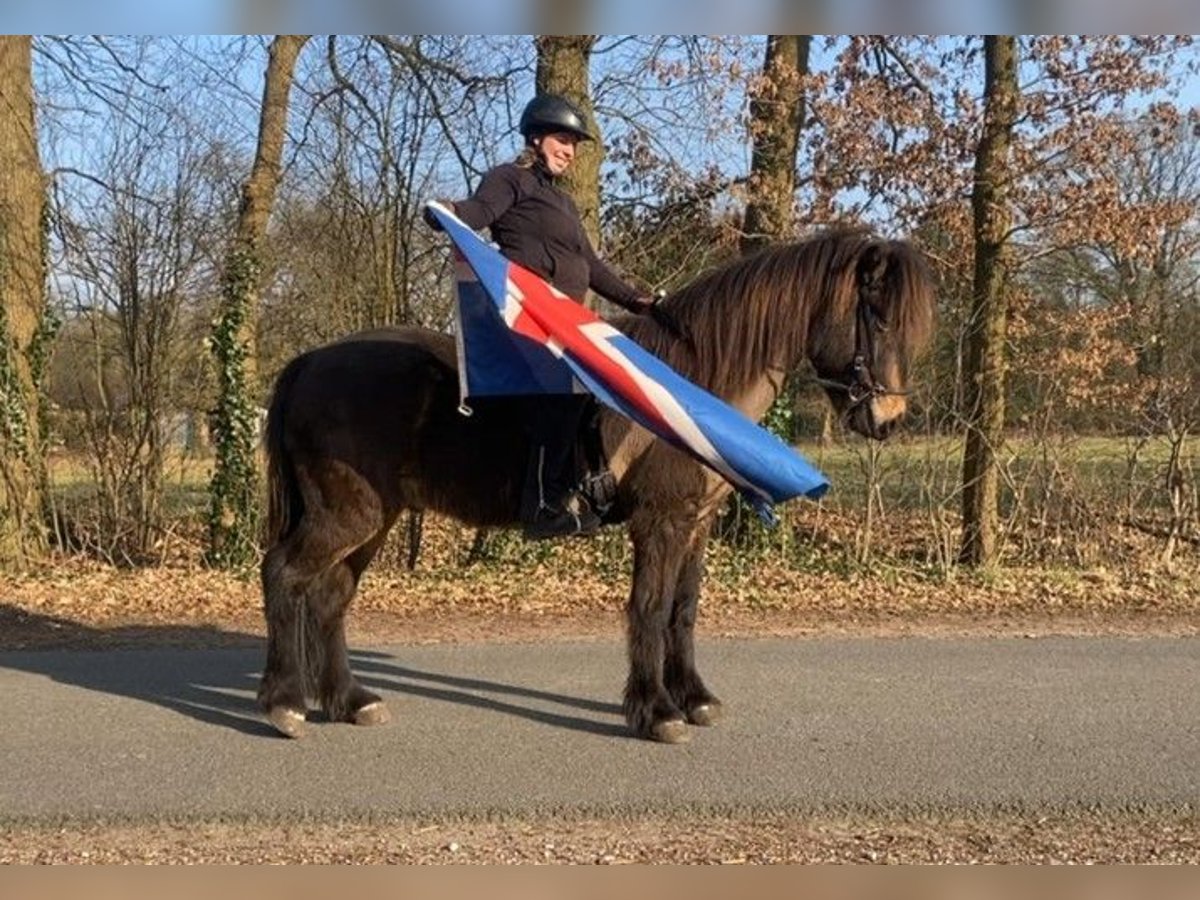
[428, 202, 830, 523]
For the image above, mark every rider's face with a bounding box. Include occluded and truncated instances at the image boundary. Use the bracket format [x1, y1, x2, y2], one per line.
[537, 132, 580, 175]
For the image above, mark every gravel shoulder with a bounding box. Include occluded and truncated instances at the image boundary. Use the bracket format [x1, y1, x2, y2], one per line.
[2, 813, 1197, 864]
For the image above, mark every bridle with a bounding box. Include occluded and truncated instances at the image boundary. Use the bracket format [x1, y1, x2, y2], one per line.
[811, 301, 906, 411]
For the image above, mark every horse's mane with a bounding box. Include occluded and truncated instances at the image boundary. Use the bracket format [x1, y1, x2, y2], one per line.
[619, 229, 934, 400]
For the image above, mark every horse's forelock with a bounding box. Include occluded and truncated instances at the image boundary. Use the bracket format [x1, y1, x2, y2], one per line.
[874, 239, 936, 355]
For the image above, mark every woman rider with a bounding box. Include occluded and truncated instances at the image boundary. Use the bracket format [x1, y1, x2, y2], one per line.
[427, 94, 661, 540]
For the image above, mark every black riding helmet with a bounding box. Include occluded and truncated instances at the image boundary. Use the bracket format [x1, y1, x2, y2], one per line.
[518, 93, 595, 142]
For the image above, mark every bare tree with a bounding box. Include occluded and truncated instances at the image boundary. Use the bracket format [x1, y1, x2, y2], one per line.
[535, 36, 601, 248]
[260, 35, 526, 354]
[959, 36, 1018, 568]
[740, 36, 823, 450]
[50, 105, 222, 562]
[262, 35, 472, 353]
[0, 36, 51, 567]
[208, 34, 309, 568]
[596, 37, 755, 288]
[741, 35, 810, 256]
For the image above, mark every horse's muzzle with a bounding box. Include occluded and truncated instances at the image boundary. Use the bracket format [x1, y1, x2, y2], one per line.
[846, 399, 902, 441]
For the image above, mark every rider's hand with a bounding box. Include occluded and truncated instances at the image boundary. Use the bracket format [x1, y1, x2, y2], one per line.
[638, 292, 688, 343]
[633, 289, 667, 315]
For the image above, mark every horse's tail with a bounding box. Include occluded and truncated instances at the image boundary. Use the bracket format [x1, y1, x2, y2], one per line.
[263, 354, 308, 547]
[260, 354, 325, 702]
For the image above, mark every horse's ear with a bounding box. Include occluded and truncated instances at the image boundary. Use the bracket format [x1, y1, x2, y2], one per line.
[856, 243, 889, 302]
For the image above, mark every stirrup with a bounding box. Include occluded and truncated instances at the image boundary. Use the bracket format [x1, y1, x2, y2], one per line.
[523, 494, 601, 541]
[580, 469, 617, 515]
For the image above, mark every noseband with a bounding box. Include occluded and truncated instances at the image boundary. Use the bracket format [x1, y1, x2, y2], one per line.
[813, 301, 906, 410]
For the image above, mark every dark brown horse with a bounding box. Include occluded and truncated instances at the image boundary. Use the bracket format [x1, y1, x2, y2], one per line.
[257, 230, 934, 742]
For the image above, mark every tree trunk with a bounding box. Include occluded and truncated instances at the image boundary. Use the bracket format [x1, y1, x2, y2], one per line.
[0, 36, 50, 567]
[959, 36, 1018, 568]
[534, 36, 601, 247]
[208, 34, 309, 568]
[741, 35, 810, 256]
[743, 36, 811, 442]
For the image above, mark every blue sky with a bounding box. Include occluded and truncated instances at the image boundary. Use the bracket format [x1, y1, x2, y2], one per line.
[30, 34, 1199, 232]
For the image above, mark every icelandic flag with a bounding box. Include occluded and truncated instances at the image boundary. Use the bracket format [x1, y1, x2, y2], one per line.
[429, 202, 829, 522]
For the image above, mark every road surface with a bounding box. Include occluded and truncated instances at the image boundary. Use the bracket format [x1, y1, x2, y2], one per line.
[0, 636, 1196, 822]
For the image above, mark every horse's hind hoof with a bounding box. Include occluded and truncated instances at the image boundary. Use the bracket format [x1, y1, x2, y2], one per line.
[354, 701, 391, 727]
[651, 718, 691, 744]
[266, 706, 307, 739]
[688, 702, 724, 727]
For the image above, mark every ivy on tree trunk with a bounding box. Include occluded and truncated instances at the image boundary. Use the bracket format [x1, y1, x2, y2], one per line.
[0, 35, 52, 568]
[207, 34, 309, 569]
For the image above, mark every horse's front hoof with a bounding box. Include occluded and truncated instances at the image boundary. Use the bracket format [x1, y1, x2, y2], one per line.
[266, 706, 307, 739]
[353, 701, 391, 727]
[651, 718, 691, 744]
[688, 701, 724, 727]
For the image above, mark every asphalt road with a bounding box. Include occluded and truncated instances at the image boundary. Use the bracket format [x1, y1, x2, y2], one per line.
[0, 636, 1196, 822]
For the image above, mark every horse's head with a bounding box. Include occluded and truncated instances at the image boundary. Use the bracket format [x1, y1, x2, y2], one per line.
[809, 239, 934, 441]
[623, 232, 933, 441]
